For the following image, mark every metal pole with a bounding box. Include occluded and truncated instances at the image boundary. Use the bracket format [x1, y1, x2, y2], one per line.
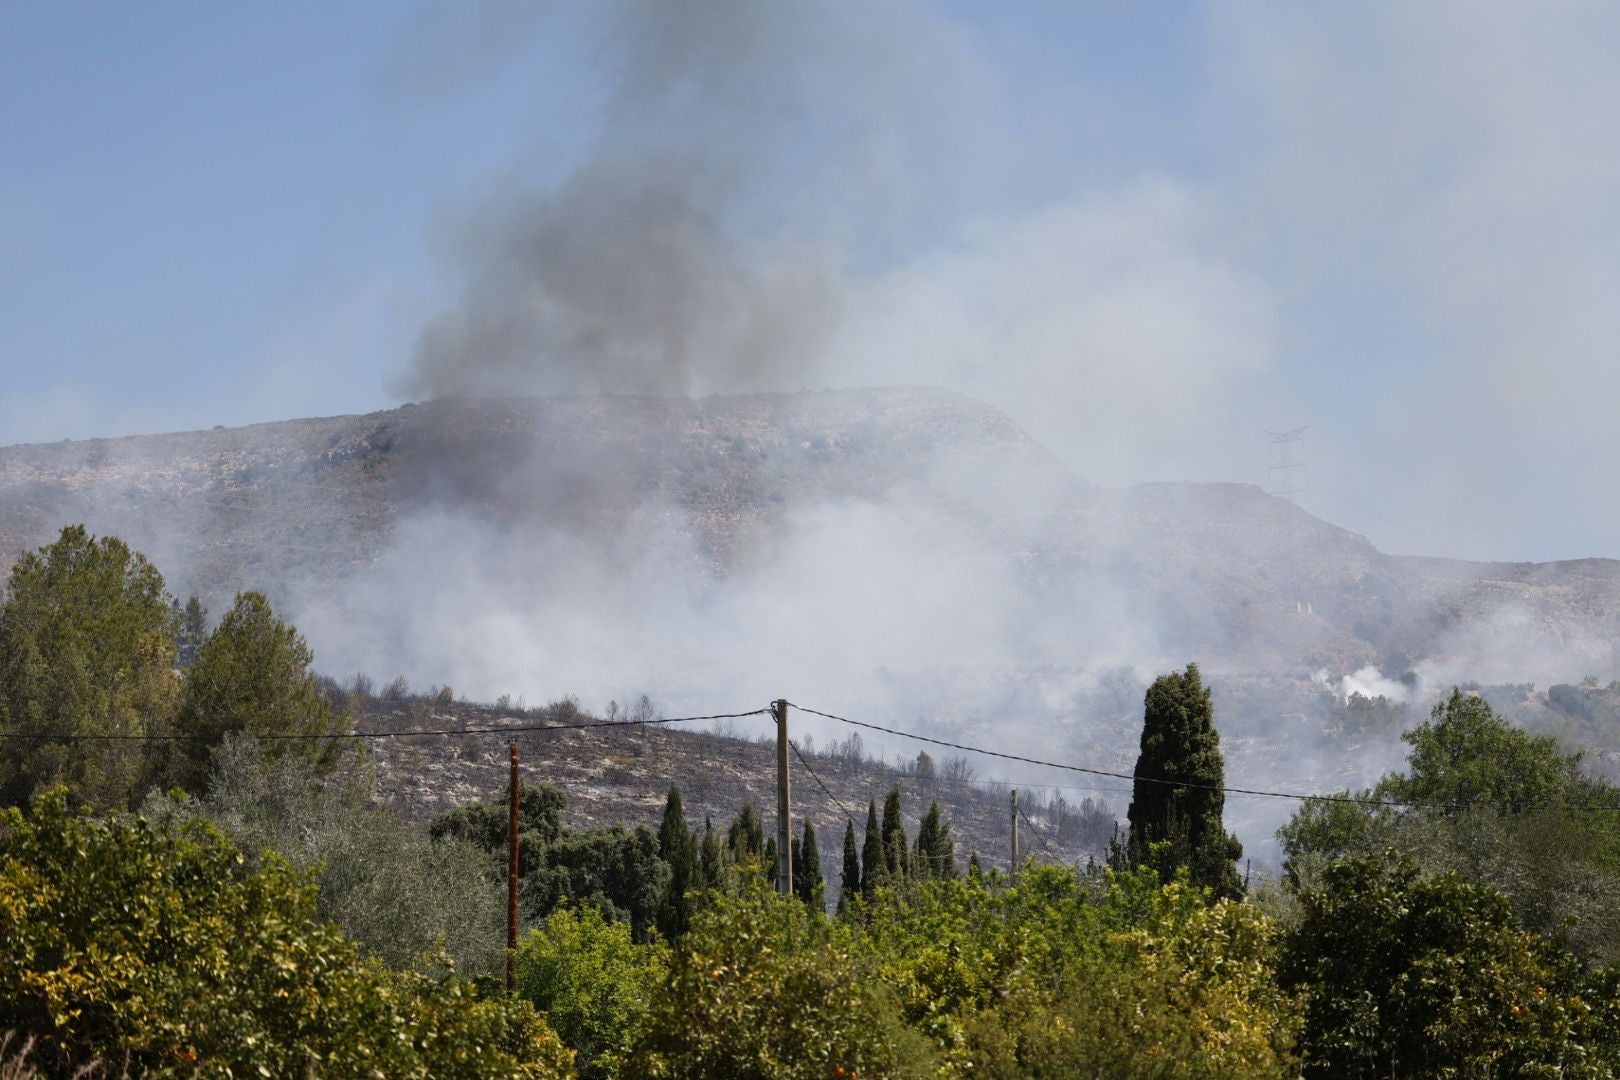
[774, 699, 792, 897]
[507, 741, 520, 994]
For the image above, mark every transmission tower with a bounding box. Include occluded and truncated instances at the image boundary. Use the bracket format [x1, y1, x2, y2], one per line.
[1265, 426, 1307, 502]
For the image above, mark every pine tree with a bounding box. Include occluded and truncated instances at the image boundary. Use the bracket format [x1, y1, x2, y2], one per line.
[656, 786, 698, 939]
[913, 801, 955, 879]
[1126, 663, 1244, 898]
[793, 820, 823, 910]
[861, 801, 883, 897]
[880, 787, 908, 880]
[839, 820, 861, 913]
[0, 526, 179, 808]
[175, 590, 344, 789]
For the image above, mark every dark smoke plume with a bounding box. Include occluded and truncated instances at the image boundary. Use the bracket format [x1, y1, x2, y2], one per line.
[397, 0, 963, 399]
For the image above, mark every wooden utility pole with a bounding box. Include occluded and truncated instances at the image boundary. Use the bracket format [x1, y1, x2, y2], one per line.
[1010, 788, 1019, 884]
[774, 699, 792, 897]
[507, 741, 520, 994]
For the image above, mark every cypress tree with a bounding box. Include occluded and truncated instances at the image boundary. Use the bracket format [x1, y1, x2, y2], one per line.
[967, 852, 982, 881]
[839, 820, 861, 913]
[913, 801, 955, 879]
[793, 819, 823, 910]
[656, 786, 697, 939]
[763, 836, 778, 879]
[727, 804, 765, 862]
[880, 787, 908, 880]
[861, 801, 883, 896]
[1126, 663, 1243, 898]
[699, 816, 723, 891]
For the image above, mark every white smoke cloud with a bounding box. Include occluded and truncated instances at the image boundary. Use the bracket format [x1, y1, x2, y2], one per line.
[1316, 665, 1413, 705]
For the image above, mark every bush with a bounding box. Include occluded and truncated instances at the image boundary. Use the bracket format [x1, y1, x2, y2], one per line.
[1280, 850, 1620, 1078]
[0, 790, 570, 1077]
[518, 906, 667, 1077]
[145, 736, 506, 977]
[625, 881, 931, 1079]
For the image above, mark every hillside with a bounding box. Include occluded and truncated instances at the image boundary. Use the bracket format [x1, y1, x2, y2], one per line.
[354, 694, 1113, 892]
[5, 386, 1619, 858]
[1, 387, 1614, 690]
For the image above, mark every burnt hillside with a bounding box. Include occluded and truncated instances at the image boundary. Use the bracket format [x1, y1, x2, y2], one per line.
[353, 694, 1114, 891]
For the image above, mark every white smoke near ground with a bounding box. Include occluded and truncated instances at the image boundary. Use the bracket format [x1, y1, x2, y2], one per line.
[1316, 665, 1414, 705]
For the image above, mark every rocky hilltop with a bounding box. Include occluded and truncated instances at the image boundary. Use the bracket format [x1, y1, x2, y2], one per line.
[1, 386, 1616, 691]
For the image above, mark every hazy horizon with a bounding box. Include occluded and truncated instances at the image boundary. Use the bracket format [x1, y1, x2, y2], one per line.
[7, 3, 1620, 563]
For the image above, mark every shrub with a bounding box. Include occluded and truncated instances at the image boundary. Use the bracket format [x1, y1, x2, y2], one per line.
[625, 881, 930, 1078]
[0, 790, 570, 1077]
[518, 906, 667, 1078]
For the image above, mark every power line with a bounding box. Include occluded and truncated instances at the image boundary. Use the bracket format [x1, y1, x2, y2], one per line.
[1015, 798, 1062, 861]
[788, 738, 861, 826]
[0, 709, 772, 743]
[787, 737, 921, 866]
[784, 702, 1620, 814]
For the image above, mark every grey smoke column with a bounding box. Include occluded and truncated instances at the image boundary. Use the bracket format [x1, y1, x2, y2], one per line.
[396, 0, 955, 400]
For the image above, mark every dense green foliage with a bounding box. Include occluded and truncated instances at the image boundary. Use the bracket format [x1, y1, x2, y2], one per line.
[621, 867, 1299, 1079]
[656, 786, 698, 938]
[912, 800, 955, 879]
[792, 818, 823, 908]
[174, 590, 346, 787]
[1279, 690, 1620, 962]
[0, 526, 178, 808]
[1127, 663, 1244, 897]
[839, 819, 861, 912]
[0, 527, 350, 811]
[517, 907, 668, 1079]
[146, 736, 505, 976]
[1281, 851, 1620, 1078]
[433, 781, 667, 941]
[8, 526, 1620, 1074]
[0, 791, 571, 1077]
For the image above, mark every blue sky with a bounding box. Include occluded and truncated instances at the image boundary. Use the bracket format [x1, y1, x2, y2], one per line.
[5, 2, 1620, 564]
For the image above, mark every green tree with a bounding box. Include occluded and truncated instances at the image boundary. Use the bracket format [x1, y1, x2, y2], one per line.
[698, 816, 724, 891]
[1277, 690, 1620, 962]
[881, 786, 910, 881]
[0, 526, 179, 808]
[862, 799, 884, 896]
[839, 819, 861, 913]
[145, 735, 506, 977]
[517, 906, 668, 1079]
[624, 881, 929, 1078]
[432, 783, 665, 940]
[1, 790, 572, 1077]
[656, 786, 697, 940]
[431, 780, 566, 864]
[1280, 850, 1620, 1078]
[912, 801, 956, 880]
[172, 594, 208, 668]
[528, 825, 666, 941]
[1127, 663, 1243, 898]
[1384, 689, 1577, 813]
[727, 803, 765, 863]
[174, 590, 346, 789]
[793, 819, 824, 910]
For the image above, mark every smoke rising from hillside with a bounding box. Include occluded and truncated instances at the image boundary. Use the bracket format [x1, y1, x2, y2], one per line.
[395, 1, 1278, 486]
